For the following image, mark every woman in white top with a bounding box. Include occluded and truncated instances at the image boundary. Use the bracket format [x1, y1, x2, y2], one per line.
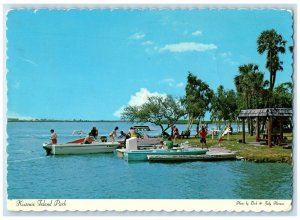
[83, 132, 95, 144]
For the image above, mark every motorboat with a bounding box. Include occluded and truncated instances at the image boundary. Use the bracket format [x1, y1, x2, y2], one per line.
[43, 140, 120, 155]
[117, 137, 208, 161]
[117, 125, 162, 148]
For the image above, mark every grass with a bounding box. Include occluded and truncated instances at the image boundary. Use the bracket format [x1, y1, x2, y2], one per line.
[174, 132, 293, 164]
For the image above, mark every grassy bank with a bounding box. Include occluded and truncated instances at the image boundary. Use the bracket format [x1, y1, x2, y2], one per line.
[175, 132, 293, 164]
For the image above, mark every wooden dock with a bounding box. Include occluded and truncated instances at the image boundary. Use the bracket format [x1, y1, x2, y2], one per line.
[147, 152, 237, 162]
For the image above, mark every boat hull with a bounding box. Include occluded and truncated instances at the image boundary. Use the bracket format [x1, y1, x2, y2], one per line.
[147, 152, 237, 162]
[124, 148, 208, 161]
[43, 142, 120, 155]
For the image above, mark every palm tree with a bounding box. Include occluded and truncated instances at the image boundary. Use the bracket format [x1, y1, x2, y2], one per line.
[257, 29, 286, 93]
[234, 64, 265, 109]
[234, 64, 267, 134]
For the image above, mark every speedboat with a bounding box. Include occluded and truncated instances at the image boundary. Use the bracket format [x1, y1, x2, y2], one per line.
[117, 125, 162, 148]
[42, 140, 120, 155]
[116, 137, 208, 161]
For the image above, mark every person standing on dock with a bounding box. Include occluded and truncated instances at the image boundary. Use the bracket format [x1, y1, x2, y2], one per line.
[50, 129, 57, 144]
[199, 126, 208, 149]
[173, 126, 179, 143]
[109, 127, 119, 142]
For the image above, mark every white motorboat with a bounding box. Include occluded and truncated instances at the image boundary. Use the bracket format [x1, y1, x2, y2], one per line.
[43, 140, 120, 155]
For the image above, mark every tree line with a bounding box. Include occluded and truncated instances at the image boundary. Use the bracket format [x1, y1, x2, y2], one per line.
[121, 29, 293, 135]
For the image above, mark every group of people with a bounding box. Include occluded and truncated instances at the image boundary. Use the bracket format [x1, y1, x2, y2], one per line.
[171, 124, 209, 148]
[83, 126, 120, 144]
[49, 126, 141, 145]
[50, 124, 230, 148]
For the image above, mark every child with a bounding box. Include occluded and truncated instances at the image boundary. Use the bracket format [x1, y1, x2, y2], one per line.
[158, 140, 166, 149]
[199, 126, 208, 149]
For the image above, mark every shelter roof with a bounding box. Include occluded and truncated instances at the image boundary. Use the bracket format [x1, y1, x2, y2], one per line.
[238, 108, 292, 118]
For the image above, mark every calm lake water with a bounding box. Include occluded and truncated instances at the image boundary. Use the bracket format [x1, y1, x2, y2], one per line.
[6, 122, 292, 199]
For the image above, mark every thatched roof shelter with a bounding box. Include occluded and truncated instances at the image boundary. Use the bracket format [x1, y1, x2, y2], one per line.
[238, 108, 292, 118]
[238, 108, 292, 147]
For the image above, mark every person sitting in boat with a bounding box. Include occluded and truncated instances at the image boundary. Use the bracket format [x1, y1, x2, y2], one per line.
[50, 129, 57, 144]
[119, 130, 131, 139]
[83, 132, 95, 144]
[165, 137, 174, 149]
[91, 127, 99, 139]
[158, 140, 167, 149]
[118, 130, 129, 145]
[109, 127, 119, 142]
[129, 127, 137, 138]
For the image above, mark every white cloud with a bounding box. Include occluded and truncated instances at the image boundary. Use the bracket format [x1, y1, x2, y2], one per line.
[128, 88, 167, 106]
[130, 32, 145, 40]
[21, 58, 38, 66]
[160, 78, 185, 88]
[113, 105, 126, 118]
[218, 51, 238, 66]
[113, 88, 167, 118]
[220, 52, 232, 57]
[160, 78, 174, 87]
[159, 42, 217, 53]
[176, 82, 184, 88]
[192, 30, 203, 36]
[141, 41, 153, 46]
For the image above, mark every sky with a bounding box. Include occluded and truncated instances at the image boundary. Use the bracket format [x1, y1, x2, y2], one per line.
[6, 8, 294, 120]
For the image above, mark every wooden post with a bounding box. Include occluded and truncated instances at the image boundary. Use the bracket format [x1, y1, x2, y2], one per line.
[280, 117, 283, 140]
[242, 118, 245, 144]
[256, 117, 260, 142]
[268, 117, 272, 148]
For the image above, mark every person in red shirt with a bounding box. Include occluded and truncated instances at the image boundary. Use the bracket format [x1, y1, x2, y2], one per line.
[199, 126, 208, 149]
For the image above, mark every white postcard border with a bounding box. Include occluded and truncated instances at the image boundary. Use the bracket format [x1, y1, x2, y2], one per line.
[2, 1, 298, 215]
[7, 199, 292, 212]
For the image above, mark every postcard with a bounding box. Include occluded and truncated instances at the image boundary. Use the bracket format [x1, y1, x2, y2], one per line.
[3, 4, 295, 214]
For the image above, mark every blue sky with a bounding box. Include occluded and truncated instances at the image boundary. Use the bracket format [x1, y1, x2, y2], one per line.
[6, 9, 293, 120]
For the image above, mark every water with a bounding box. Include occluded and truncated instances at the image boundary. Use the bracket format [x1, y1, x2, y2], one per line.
[6, 122, 292, 199]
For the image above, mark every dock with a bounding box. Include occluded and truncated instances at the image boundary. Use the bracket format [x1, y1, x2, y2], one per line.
[147, 152, 237, 162]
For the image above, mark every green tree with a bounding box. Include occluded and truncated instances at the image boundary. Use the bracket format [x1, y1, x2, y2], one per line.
[234, 64, 267, 109]
[121, 95, 185, 135]
[183, 72, 213, 130]
[234, 64, 267, 134]
[257, 29, 286, 93]
[272, 82, 293, 108]
[210, 86, 238, 128]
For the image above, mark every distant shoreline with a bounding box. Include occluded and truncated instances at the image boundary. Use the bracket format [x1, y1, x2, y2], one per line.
[7, 118, 213, 124]
[7, 119, 125, 123]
